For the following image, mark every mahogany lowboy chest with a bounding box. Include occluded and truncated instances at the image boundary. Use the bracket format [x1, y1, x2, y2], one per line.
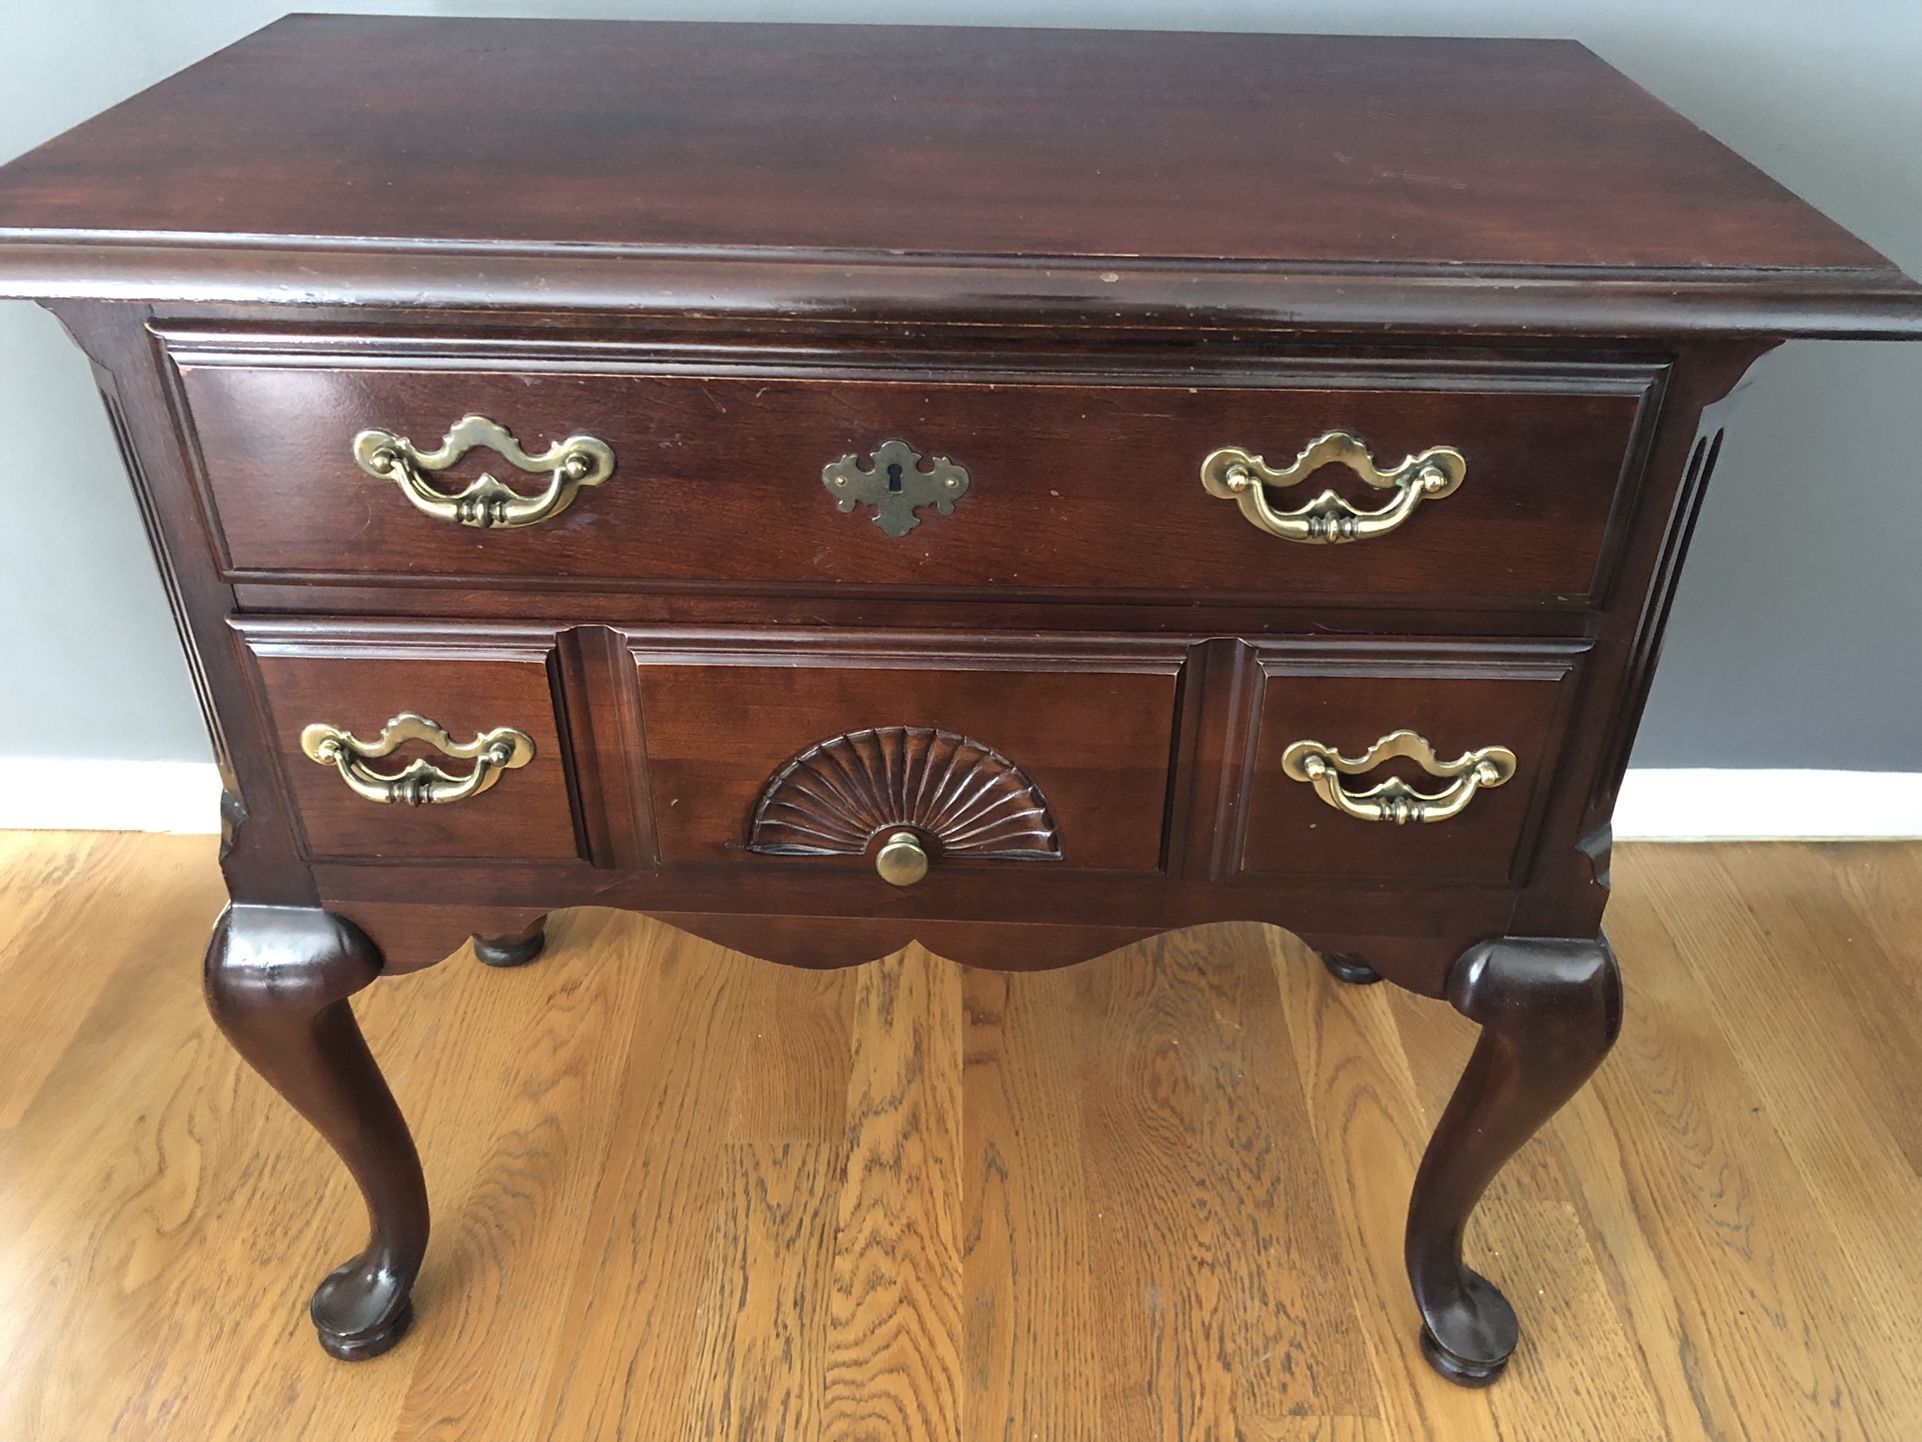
[3, 16, 1918, 1386]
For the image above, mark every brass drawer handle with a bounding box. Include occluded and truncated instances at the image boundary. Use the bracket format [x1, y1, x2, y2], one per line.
[353, 414, 615, 529]
[1201, 430, 1464, 544]
[299, 712, 535, 806]
[1281, 729, 1515, 825]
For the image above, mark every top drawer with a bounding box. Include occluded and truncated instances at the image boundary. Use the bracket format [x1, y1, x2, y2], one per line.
[165, 335, 1665, 607]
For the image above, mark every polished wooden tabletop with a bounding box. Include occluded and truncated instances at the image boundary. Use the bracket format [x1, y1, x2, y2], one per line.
[0, 16, 1901, 274]
[5, 18, 1915, 334]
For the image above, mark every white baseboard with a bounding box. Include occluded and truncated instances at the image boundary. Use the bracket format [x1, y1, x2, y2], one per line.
[1611, 768, 1922, 841]
[0, 758, 226, 834]
[0, 758, 1916, 842]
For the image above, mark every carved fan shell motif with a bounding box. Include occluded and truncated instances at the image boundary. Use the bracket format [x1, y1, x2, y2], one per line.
[748, 726, 1063, 861]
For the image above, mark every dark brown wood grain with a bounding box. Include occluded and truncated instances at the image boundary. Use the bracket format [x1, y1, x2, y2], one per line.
[321, 872, 1518, 984]
[10, 13, 1920, 1389]
[0, 19, 1883, 268]
[166, 341, 1660, 606]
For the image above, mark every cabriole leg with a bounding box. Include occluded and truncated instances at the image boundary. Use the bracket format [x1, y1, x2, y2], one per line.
[473, 914, 548, 968]
[1405, 934, 1622, 1384]
[203, 903, 428, 1361]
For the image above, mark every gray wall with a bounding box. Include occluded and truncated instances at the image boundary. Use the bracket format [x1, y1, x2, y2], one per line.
[3, 0, 1917, 770]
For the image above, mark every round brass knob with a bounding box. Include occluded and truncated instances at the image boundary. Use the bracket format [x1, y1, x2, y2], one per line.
[874, 830, 930, 887]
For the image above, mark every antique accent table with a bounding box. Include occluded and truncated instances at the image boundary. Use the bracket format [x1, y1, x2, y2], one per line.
[2, 17, 1917, 1384]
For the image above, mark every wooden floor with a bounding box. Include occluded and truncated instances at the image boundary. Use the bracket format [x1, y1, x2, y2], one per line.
[0, 835, 1918, 1441]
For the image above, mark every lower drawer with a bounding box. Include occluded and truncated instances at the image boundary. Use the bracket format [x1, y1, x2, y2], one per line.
[1231, 640, 1585, 885]
[631, 632, 1189, 877]
[244, 630, 580, 862]
[236, 621, 1582, 894]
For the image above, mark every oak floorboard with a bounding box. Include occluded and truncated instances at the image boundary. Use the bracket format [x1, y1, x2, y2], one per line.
[682, 1139, 842, 1442]
[1380, 984, 1671, 1442]
[1597, 851, 1905, 1442]
[532, 923, 755, 1441]
[1077, 926, 1381, 1441]
[730, 963, 856, 1147]
[1636, 846, 1922, 1409]
[1079, 929, 1240, 1442]
[822, 950, 964, 1442]
[1714, 844, 1922, 1174]
[1190, 926, 1375, 1429]
[1267, 927, 1501, 1442]
[390, 910, 661, 1441]
[959, 965, 1102, 1442]
[0, 830, 206, 1131]
[0, 832, 1919, 1441]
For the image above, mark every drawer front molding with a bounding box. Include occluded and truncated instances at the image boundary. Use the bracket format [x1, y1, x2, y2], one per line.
[631, 629, 1187, 874]
[747, 724, 1062, 875]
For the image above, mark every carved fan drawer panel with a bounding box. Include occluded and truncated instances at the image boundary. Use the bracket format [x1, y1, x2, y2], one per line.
[168, 335, 1662, 607]
[1232, 641, 1587, 885]
[241, 629, 581, 863]
[631, 634, 1187, 876]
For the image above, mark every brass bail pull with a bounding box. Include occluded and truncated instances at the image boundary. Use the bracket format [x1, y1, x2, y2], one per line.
[1281, 729, 1515, 824]
[299, 712, 536, 806]
[1201, 430, 1464, 544]
[353, 413, 615, 529]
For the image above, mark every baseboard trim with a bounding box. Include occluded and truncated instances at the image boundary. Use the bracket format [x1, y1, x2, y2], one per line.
[1611, 768, 1922, 841]
[0, 758, 1916, 842]
[0, 759, 226, 834]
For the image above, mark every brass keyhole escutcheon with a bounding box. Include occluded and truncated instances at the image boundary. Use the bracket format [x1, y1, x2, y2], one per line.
[875, 830, 930, 887]
[822, 439, 971, 537]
